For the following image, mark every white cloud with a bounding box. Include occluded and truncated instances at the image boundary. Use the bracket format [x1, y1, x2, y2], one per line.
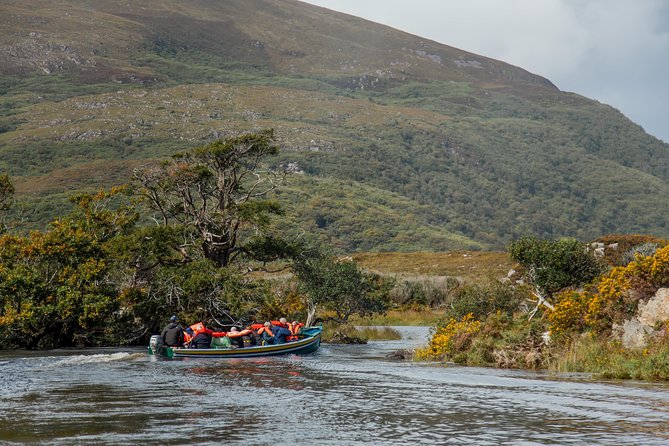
[302, 0, 669, 142]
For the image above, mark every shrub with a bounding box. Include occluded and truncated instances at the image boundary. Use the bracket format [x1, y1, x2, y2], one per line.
[547, 290, 594, 336]
[415, 314, 481, 360]
[620, 242, 659, 266]
[446, 281, 524, 320]
[509, 236, 604, 295]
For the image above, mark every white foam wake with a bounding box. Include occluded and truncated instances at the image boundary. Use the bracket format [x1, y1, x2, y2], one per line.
[49, 352, 144, 366]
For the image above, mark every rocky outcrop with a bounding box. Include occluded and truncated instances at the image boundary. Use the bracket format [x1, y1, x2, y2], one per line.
[614, 288, 669, 349]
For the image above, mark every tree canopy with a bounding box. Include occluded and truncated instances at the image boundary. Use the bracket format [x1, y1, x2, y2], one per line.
[133, 129, 286, 268]
[292, 248, 390, 325]
[509, 236, 603, 296]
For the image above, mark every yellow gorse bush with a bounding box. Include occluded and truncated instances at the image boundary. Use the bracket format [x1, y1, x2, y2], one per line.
[548, 244, 669, 335]
[415, 313, 481, 360]
[548, 290, 593, 335]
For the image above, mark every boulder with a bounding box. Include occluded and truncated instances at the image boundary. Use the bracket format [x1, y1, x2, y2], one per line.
[616, 288, 669, 349]
[637, 288, 669, 326]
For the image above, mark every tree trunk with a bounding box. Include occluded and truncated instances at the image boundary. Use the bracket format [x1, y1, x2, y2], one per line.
[305, 301, 316, 327]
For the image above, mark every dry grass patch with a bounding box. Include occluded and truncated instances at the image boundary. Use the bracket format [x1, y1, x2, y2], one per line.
[353, 251, 514, 283]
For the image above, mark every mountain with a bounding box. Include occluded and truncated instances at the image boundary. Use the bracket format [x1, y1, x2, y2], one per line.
[1, 0, 668, 251]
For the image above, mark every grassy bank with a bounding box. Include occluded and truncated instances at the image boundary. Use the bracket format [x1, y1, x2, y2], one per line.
[549, 333, 669, 381]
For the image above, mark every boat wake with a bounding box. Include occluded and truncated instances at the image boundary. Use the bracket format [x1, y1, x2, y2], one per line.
[48, 352, 145, 367]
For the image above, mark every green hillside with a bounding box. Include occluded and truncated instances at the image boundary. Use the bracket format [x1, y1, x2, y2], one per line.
[1, 0, 668, 250]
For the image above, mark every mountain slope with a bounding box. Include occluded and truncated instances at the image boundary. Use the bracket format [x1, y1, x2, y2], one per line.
[1, 0, 668, 250]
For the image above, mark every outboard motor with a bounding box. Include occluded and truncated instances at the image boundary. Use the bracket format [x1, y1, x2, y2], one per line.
[149, 335, 163, 355]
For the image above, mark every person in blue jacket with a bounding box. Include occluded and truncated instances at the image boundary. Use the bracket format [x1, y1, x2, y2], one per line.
[272, 324, 292, 344]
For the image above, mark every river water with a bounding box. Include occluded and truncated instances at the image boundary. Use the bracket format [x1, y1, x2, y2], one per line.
[1, 327, 668, 445]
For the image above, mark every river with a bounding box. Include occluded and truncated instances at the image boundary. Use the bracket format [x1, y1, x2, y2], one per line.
[1, 327, 668, 445]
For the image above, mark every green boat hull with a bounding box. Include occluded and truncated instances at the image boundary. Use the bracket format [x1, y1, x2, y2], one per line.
[148, 326, 322, 359]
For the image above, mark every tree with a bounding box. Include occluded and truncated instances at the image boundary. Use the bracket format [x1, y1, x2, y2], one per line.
[0, 188, 138, 348]
[133, 129, 287, 268]
[292, 249, 390, 325]
[509, 236, 603, 318]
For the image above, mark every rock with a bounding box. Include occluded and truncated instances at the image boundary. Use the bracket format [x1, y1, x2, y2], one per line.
[637, 288, 669, 326]
[618, 318, 653, 349]
[616, 288, 669, 349]
[329, 330, 366, 344]
[385, 349, 414, 361]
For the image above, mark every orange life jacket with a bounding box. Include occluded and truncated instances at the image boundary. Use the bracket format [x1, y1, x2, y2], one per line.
[227, 329, 252, 338]
[183, 331, 193, 344]
[271, 320, 288, 328]
[190, 322, 206, 334]
[287, 322, 304, 341]
[257, 326, 273, 337]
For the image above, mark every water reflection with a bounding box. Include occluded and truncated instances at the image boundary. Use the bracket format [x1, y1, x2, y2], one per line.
[1, 327, 668, 445]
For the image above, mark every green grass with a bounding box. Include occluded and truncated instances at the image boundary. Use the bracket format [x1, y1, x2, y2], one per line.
[549, 334, 669, 381]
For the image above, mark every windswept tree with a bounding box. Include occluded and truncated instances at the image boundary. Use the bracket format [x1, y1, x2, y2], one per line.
[292, 248, 391, 326]
[133, 129, 287, 268]
[509, 236, 604, 318]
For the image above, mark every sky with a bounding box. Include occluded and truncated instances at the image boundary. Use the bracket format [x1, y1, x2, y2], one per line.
[302, 0, 669, 143]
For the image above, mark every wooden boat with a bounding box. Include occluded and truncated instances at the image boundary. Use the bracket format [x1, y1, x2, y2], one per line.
[148, 326, 322, 359]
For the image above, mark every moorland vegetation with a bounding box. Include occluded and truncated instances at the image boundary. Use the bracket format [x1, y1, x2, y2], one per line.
[1, 0, 669, 252]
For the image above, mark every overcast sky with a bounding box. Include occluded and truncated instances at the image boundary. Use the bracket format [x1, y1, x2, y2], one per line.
[302, 0, 669, 143]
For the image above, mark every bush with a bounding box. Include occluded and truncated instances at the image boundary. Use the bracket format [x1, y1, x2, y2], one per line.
[446, 281, 525, 320]
[509, 236, 604, 295]
[620, 242, 659, 266]
[415, 314, 481, 361]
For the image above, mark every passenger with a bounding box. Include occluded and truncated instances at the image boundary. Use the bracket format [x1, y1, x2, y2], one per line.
[244, 327, 258, 347]
[273, 323, 292, 344]
[161, 315, 184, 347]
[258, 321, 275, 345]
[228, 327, 244, 349]
[288, 320, 304, 341]
[189, 329, 212, 349]
[183, 327, 194, 346]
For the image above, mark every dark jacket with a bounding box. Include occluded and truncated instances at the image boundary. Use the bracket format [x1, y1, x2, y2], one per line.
[161, 322, 184, 347]
[190, 333, 212, 349]
[273, 326, 292, 344]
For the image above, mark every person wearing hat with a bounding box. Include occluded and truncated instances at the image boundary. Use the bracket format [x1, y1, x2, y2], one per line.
[161, 315, 185, 347]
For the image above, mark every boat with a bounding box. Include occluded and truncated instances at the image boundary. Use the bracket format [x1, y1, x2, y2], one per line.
[148, 326, 322, 359]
